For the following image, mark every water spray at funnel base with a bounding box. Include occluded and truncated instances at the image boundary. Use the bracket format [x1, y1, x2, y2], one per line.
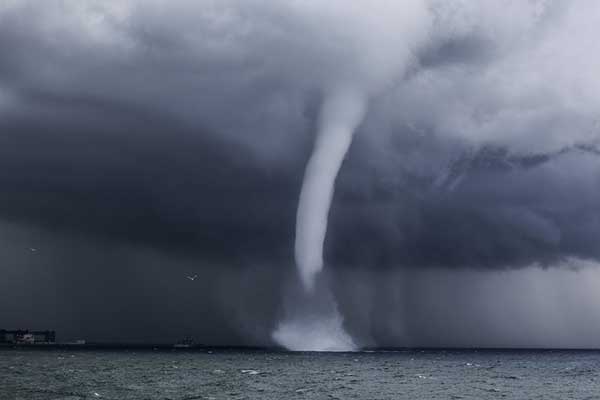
[273, 89, 366, 351]
[272, 287, 358, 351]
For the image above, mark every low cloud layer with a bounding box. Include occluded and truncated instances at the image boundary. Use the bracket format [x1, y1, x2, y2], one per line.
[1, 0, 599, 346]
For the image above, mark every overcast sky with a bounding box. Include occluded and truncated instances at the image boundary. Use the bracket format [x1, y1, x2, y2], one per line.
[1, 0, 600, 347]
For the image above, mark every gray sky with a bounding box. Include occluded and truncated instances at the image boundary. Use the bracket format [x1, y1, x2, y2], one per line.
[1, 0, 599, 347]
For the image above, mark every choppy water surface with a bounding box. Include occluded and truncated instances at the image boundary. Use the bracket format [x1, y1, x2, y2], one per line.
[2, 349, 600, 399]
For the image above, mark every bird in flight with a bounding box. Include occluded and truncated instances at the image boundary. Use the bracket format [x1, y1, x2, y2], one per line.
[187, 275, 198, 281]
[29, 248, 38, 252]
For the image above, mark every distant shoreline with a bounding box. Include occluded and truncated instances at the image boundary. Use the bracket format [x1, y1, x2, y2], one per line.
[0, 343, 273, 352]
[2, 343, 600, 353]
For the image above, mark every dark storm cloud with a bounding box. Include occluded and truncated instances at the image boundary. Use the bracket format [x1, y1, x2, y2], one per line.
[0, 111, 303, 263]
[1, 0, 600, 346]
[328, 143, 600, 271]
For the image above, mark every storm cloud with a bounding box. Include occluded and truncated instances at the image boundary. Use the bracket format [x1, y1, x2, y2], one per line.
[1, 0, 600, 347]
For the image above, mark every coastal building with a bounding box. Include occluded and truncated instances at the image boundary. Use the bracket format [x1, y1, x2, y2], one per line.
[0, 329, 56, 344]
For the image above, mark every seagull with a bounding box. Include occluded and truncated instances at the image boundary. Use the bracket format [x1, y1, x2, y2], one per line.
[187, 275, 198, 281]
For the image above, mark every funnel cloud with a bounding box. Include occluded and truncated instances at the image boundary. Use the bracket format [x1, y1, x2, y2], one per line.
[295, 89, 367, 292]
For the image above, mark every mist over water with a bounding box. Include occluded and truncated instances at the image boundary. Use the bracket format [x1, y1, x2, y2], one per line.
[272, 273, 356, 351]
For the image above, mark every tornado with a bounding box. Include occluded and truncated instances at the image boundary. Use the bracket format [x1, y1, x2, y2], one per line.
[295, 88, 367, 291]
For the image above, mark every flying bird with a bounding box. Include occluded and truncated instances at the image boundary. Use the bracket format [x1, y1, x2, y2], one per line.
[29, 248, 38, 252]
[187, 275, 198, 281]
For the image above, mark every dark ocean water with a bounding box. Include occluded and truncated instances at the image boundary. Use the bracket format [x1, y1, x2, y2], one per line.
[1, 348, 600, 399]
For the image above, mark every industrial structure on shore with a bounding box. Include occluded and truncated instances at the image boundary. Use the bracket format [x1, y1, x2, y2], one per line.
[0, 329, 56, 344]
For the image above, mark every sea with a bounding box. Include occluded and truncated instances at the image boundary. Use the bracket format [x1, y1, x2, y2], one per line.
[1, 348, 600, 399]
